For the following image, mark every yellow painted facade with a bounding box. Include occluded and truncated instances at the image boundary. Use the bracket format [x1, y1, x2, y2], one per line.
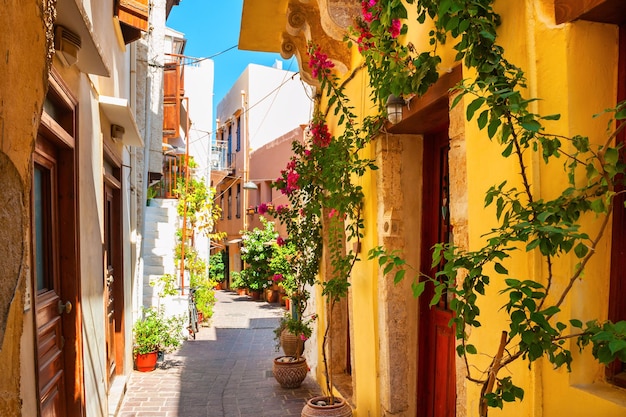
[239, 1, 626, 416]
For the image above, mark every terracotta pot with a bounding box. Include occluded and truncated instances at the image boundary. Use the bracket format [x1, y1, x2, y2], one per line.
[280, 328, 304, 357]
[301, 396, 353, 417]
[265, 288, 279, 303]
[273, 356, 308, 388]
[285, 297, 291, 311]
[135, 351, 158, 372]
[236, 288, 247, 296]
[197, 311, 204, 323]
[249, 289, 261, 300]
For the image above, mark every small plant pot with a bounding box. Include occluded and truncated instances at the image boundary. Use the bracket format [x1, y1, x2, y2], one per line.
[135, 351, 158, 372]
[280, 328, 304, 357]
[249, 290, 261, 300]
[273, 356, 308, 388]
[265, 288, 279, 303]
[301, 396, 353, 417]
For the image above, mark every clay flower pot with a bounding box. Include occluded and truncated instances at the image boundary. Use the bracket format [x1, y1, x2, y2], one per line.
[301, 396, 353, 417]
[135, 351, 158, 372]
[280, 328, 304, 357]
[273, 356, 308, 388]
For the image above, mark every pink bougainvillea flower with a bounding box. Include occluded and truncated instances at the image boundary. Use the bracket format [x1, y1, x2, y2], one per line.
[272, 273, 284, 282]
[300, 334, 308, 341]
[328, 208, 338, 218]
[308, 46, 334, 79]
[258, 202, 268, 215]
[310, 119, 332, 148]
[286, 170, 300, 192]
[390, 19, 402, 38]
[276, 236, 285, 246]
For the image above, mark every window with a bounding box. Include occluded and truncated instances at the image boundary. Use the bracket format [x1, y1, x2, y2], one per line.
[236, 116, 241, 152]
[228, 188, 232, 220]
[236, 184, 241, 218]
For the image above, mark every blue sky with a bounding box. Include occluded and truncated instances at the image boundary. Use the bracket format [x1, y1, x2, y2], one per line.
[167, 0, 297, 124]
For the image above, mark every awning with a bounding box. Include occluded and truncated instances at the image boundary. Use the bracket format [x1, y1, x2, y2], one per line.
[99, 96, 144, 147]
[56, 0, 110, 76]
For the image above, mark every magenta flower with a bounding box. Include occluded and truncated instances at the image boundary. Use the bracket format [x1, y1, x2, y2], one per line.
[328, 208, 338, 218]
[276, 236, 285, 246]
[308, 46, 334, 79]
[300, 334, 308, 341]
[272, 274, 284, 282]
[258, 203, 268, 215]
[310, 120, 331, 148]
[390, 19, 402, 38]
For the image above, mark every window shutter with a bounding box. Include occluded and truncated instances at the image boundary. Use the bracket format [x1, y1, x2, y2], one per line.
[116, 0, 149, 44]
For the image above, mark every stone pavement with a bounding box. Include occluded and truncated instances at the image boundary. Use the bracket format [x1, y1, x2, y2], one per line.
[116, 290, 321, 417]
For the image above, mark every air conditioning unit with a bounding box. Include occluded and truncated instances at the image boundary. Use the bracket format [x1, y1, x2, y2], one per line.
[54, 26, 81, 67]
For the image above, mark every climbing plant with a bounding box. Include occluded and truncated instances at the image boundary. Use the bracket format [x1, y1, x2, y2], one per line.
[354, 0, 626, 415]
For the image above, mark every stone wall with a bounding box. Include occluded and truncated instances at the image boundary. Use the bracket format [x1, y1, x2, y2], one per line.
[0, 1, 52, 415]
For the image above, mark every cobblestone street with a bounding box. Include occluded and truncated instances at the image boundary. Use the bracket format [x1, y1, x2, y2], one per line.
[116, 290, 321, 416]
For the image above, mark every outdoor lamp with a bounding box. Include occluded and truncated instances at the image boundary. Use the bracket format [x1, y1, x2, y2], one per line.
[386, 94, 405, 124]
[243, 181, 258, 190]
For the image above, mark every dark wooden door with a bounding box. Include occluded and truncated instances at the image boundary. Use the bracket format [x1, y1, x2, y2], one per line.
[105, 184, 117, 383]
[33, 139, 68, 417]
[417, 129, 456, 417]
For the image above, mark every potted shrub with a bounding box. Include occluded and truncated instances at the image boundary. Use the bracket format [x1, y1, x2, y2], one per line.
[240, 217, 277, 300]
[133, 307, 185, 372]
[230, 270, 248, 296]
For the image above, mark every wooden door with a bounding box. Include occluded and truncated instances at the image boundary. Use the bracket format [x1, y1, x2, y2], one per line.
[34, 71, 83, 417]
[417, 129, 456, 417]
[33, 138, 69, 417]
[104, 184, 117, 382]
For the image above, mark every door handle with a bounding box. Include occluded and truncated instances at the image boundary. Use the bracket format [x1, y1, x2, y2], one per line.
[58, 300, 72, 315]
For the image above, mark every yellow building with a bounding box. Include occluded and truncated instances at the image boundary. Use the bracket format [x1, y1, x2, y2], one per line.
[240, 1, 626, 416]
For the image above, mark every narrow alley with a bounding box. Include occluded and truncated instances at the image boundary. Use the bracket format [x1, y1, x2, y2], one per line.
[116, 291, 321, 417]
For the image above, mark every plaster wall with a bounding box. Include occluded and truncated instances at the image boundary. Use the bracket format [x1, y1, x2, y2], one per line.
[458, 2, 625, 417]
[1, 1, 53, 416]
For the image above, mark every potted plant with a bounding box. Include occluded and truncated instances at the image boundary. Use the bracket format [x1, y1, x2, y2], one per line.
[270, 42, 382, 414]
[230, 270, 248, 296]
[240, 217, 277, 300]
[208, 251, 226, 290]
[133, 307, 185, 372]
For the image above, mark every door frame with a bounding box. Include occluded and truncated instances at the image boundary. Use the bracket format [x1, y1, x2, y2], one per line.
[33, 69, 84, 417]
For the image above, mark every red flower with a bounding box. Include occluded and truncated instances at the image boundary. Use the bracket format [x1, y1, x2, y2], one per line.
[258, 203, 268, 215]
[310, 119, 332, 148]
[390, 19, 402, 38]
[308, 46, 334, 79]
[272, 274, 284, 282]
[276, 236, 285, 246]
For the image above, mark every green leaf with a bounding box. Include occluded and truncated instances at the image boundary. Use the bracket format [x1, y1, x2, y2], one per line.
[570, 319, 583, 328]
[574, 242, 589, 259]
[487, 117, 501, 139]
[521, 119, 541, 132]
[465, 344, 478, 354]
[478, 109, 489, 129]
[412, 281, 426, 298]
[467, 97, 485, 121]
[605, 147, 619, 165]
[394, 269, 406, 284]
[494, 262, 508, 275]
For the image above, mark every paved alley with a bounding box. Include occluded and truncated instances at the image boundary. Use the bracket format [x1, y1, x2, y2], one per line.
[116, 290, 321, 417]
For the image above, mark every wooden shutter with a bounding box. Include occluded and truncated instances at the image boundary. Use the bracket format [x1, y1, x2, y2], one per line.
[115, 0, 149, 44]
[163, 63, 181, 139]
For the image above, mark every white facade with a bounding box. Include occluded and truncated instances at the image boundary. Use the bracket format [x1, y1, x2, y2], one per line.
[217, 63, 313, 151]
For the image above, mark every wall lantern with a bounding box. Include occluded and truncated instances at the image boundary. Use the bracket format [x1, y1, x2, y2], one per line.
[386, 94, 405, 124]
[243, 181, 258, 190]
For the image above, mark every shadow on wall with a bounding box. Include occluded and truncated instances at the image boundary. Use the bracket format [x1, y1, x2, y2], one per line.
[0, 152, 25, 345]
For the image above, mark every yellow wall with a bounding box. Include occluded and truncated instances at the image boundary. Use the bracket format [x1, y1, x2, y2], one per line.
[314, 1, 626, 417]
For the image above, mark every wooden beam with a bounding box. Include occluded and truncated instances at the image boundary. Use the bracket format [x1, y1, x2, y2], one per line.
[555, 0, 626, 25]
